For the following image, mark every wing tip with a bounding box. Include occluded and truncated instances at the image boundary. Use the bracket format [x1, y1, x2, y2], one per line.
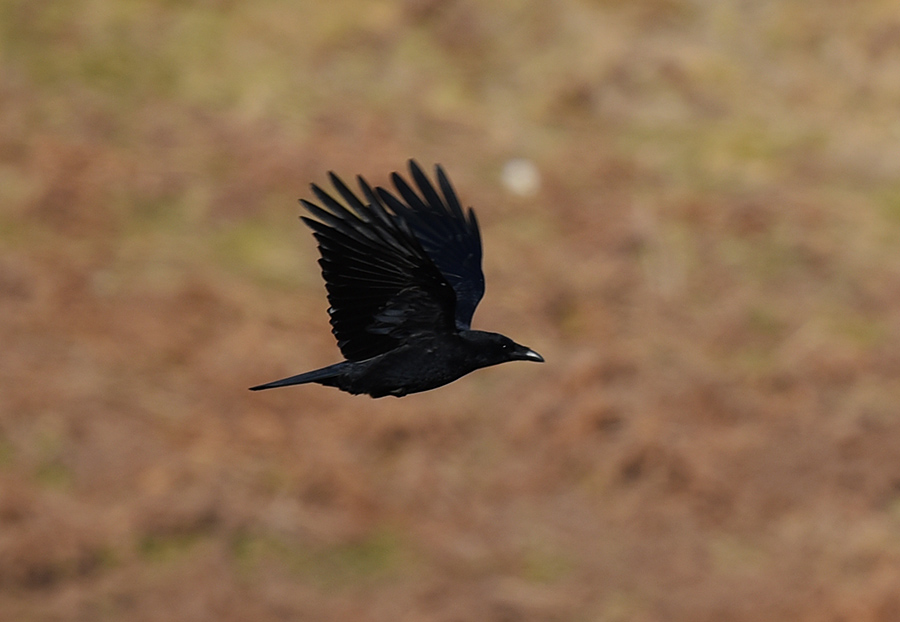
[407, 158, 425, 177]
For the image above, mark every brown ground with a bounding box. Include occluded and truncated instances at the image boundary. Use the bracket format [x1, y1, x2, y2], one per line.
[3, 1, 900, 620]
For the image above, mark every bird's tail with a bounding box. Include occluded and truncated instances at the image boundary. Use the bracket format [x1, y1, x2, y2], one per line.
[249, 362, 347, 391]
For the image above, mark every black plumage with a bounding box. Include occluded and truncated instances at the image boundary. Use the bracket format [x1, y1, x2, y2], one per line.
[250, 160, 543, 398]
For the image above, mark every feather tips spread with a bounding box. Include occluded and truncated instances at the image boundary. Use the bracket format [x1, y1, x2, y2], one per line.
[299, 161, 482, 361]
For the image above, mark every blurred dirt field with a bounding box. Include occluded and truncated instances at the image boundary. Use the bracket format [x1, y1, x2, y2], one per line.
[3, 1, 900, 620]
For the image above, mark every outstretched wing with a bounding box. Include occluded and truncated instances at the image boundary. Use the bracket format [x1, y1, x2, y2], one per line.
[301, 172, 457, 361]
[376, 160, 485, 330]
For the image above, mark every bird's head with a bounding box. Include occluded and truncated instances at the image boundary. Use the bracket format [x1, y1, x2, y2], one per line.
[462, 330, 544, 368]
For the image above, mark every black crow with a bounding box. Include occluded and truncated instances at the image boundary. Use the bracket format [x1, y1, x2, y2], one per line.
[250, 160, 543, 397]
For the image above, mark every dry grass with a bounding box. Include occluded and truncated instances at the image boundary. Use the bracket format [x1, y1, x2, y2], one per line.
[3, 0, 900, 620]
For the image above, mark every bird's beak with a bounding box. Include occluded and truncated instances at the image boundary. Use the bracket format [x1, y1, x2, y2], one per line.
[517, 347, 544, 363]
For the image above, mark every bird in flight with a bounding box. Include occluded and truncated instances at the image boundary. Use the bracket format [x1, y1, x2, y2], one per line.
[250, 160, 543, 397]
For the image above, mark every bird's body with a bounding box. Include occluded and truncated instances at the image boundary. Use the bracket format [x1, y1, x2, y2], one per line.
[255, 330, 537, 397]
[250, 161, 543, 398]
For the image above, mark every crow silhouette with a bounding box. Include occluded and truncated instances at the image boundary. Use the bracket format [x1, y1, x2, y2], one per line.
[250, 160, 543, 397]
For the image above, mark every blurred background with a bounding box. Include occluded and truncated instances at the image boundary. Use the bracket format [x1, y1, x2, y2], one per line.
[3, 0, 900, 620]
